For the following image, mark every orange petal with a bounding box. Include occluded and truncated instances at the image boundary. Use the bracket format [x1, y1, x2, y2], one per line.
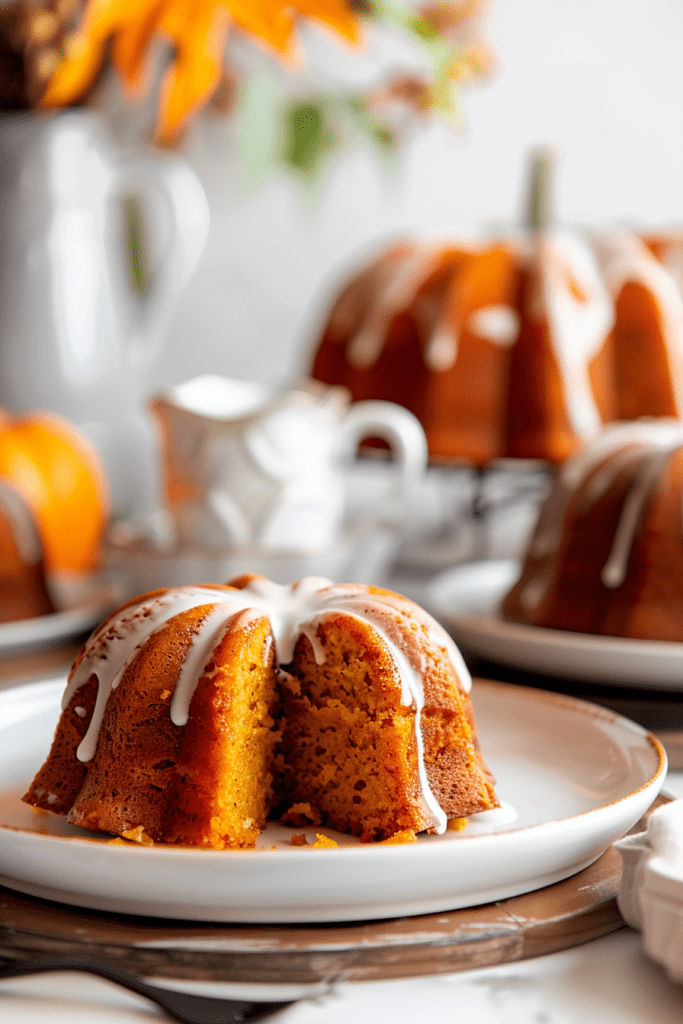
[289, 0, 361, 44]
[224, 0, 296, 54]
[154, 2, 231, 142]
[41, 0, 361, 119]
[39, 34, 108, 106]
[40, 0, 160, 106]
[112, 6, 165, 91]
[76, 0, 158, 40]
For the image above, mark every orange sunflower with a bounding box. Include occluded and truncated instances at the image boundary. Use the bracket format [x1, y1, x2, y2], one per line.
[40, 0, 362, 142]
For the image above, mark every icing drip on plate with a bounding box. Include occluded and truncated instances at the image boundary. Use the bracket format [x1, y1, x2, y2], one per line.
[63, 577, 471, 834]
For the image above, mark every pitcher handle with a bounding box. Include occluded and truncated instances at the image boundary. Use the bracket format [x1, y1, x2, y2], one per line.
[114, 150, 210, 370]
[338, 400, 428, 497]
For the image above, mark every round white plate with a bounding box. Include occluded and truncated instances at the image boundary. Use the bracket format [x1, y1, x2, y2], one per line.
[428, 559, 683, 690]
[0, 572, 125, 653]
[0, 676, 665, 923]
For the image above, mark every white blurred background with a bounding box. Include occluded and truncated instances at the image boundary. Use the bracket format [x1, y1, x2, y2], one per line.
[151, 0, 683, 390]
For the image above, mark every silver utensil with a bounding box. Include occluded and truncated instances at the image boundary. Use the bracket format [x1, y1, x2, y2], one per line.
[0, 955, 294, 1022]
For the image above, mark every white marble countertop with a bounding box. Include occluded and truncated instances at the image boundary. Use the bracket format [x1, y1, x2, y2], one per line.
[1, 924, 682, 1024]
[2, 776, 683, 1024]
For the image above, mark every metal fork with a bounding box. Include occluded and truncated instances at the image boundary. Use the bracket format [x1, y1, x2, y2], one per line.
[0, 955, 295, 1022]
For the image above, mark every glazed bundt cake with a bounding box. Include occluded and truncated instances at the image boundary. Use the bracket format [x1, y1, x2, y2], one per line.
[311, 226, 683, 467]
[24, 575, 498, 846]
[502, 419, 683, 639]
[0, 476, 55, 622]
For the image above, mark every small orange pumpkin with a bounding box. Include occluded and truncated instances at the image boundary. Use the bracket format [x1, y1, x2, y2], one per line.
[0, 409, 109, 574]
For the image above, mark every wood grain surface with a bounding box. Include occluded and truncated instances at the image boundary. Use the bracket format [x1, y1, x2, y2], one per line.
[0, 797, 667, 985]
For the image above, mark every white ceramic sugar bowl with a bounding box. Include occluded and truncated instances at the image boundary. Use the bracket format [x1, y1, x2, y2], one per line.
[616, 798, 683, 984]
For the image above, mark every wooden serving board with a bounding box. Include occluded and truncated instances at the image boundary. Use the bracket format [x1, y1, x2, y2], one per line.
[0, 796, 666, 985]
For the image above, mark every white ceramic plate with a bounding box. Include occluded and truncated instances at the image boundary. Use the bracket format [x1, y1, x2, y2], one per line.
[0, 572, 125, 653]
[0, 676, 665, 923]
[428, 559, 683, 690]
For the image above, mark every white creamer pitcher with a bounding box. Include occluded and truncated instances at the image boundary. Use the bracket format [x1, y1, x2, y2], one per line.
[150, 375, 428, 553]
[0, 109, 210, 518]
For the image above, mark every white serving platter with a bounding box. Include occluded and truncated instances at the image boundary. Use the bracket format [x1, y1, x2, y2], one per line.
[0, 676, 665, 923]
[428, 559, 683, 689]
[0, 571, 124, 653]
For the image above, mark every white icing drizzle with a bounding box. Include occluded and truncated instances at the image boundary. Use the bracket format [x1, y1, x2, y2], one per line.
[0, 478, 43, 565]
[524, 230, 613, 442]
[592, 230, 683, 418]
[659, 238, 683, 296]
[519, 577, 546, 614]
[467, 304, 520, 347]
[463, 800, 518, 834]
[171, 606, 264, 726]
[346, 244, 456, 370]
[64, 586, 236, 762]
[425, 325, 459, 372]
[600, 446, 675, 589]
[63, 577, 472, 834]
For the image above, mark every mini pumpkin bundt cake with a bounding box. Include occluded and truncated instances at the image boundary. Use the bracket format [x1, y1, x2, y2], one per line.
[310, 152, 683, 467]
[0, 476, 55, 622]
[502, 419, 683, 640]
[311, 228, 683, 467]
[24, 575, 498, 846]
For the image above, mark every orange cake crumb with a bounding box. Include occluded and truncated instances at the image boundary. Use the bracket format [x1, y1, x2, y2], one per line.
[312, 833, 338, 848]
[121, 826, 155, 846]
[290, 833, 308, 846]
[380, 829, 417, 844]
[281, 802, 322, 827]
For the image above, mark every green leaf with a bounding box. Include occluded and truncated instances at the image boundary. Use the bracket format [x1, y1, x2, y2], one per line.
[123, 194, 149, 297]
[283, 100, 332, 174]
[404, 11, 441, 41]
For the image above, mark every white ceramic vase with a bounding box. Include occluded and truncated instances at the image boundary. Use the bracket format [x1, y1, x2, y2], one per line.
[0, 109, 210, 520]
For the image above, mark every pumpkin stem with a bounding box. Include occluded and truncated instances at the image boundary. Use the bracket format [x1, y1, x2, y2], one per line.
[525, 148, 553, 231]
